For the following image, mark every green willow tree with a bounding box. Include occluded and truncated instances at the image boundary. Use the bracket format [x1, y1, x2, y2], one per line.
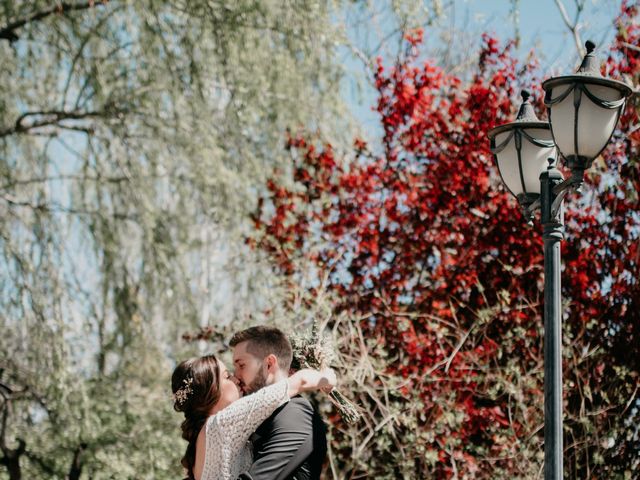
[0, 1, 354, 478]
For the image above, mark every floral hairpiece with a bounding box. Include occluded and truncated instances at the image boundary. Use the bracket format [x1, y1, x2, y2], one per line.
[173, 377, 194, 405]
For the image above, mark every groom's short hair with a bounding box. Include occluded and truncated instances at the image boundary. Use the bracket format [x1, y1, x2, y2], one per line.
[230, 326, 293, 371]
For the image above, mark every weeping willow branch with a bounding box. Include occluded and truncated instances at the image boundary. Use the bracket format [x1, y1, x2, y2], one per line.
[0, 109, 126, 138]
[0, 1, 109, 43]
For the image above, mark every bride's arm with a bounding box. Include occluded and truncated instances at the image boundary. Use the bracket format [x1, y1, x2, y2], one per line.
[211, 378, 288, 441]
[211, 368, 335, 442]
[286, 368, 336, 397]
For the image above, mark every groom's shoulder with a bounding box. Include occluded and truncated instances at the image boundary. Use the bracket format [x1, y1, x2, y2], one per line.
[264, 395, 318, 430]
[288, 395, 313, 410]
[257, 395, 325, 448]
[277, 395, 314, 419]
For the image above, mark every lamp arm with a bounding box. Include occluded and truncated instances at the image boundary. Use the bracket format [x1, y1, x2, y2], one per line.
[521, 173, 573, 226]
[550, 188, 570, 220]
[552, 169, 584, 195]
[549, 169, 584, 218]
[523, 198, 541, 224]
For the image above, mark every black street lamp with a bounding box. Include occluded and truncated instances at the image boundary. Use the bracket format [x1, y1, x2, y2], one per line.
[487, 41, 632, 480]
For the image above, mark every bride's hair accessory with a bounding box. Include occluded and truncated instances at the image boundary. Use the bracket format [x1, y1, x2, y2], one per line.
[173, 377, 194, 405]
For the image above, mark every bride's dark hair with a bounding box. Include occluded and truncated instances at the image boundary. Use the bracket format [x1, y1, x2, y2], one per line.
[171, 355, 221, 480]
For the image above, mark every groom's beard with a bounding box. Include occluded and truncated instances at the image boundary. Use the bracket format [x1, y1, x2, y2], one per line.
[244, 367, 267, 395]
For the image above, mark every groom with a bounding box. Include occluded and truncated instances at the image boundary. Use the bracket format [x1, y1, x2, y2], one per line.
[230, 326, 327, 480]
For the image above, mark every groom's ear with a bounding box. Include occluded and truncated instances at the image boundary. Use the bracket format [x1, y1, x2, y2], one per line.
[265, 353, 279, 373]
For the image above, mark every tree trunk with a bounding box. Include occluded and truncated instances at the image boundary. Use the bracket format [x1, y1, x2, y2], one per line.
[67, 443, 88, 480]
[1, 439, 26, 480]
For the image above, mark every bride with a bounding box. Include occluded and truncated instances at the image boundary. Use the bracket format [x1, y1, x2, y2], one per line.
[171, 354, 336, 480]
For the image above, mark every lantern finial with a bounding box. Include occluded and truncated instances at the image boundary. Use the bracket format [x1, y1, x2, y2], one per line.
[577, 40, 599, 75]
[516, 90, 540, 122]
[585, 40, 596, 54]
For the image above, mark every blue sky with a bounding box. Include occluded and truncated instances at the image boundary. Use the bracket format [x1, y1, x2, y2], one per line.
[474, 0, 621, 66]
[341, 0, 624, 140]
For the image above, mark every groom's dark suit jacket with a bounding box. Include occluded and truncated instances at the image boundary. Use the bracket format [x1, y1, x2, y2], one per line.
[236, 395, 327, 480]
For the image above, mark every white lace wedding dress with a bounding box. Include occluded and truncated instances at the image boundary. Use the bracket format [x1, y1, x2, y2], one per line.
[199, 378, 290, 480]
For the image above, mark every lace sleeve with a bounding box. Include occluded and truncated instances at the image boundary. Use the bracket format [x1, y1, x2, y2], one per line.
[209, 379, 289, 444]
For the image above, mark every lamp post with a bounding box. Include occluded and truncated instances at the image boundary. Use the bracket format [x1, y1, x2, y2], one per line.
[487, 41, 632, 480]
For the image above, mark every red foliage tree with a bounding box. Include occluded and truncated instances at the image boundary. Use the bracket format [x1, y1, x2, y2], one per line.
[250, 4, 639, 477]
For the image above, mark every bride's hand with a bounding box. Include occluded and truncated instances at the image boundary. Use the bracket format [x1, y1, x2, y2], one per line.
[319, 368, 336, 393]
[287, 367, 337, 396]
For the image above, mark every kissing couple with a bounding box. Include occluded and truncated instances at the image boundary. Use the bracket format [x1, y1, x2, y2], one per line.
[171, 326, 336, 480]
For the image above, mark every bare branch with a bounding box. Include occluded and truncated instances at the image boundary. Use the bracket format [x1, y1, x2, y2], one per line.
[0, 109, 124, 138]
[1, 194, 137, 221]
[554, 0, 585, 57]
[621, 41, 640, 53]
[0, 1, 109, 43]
